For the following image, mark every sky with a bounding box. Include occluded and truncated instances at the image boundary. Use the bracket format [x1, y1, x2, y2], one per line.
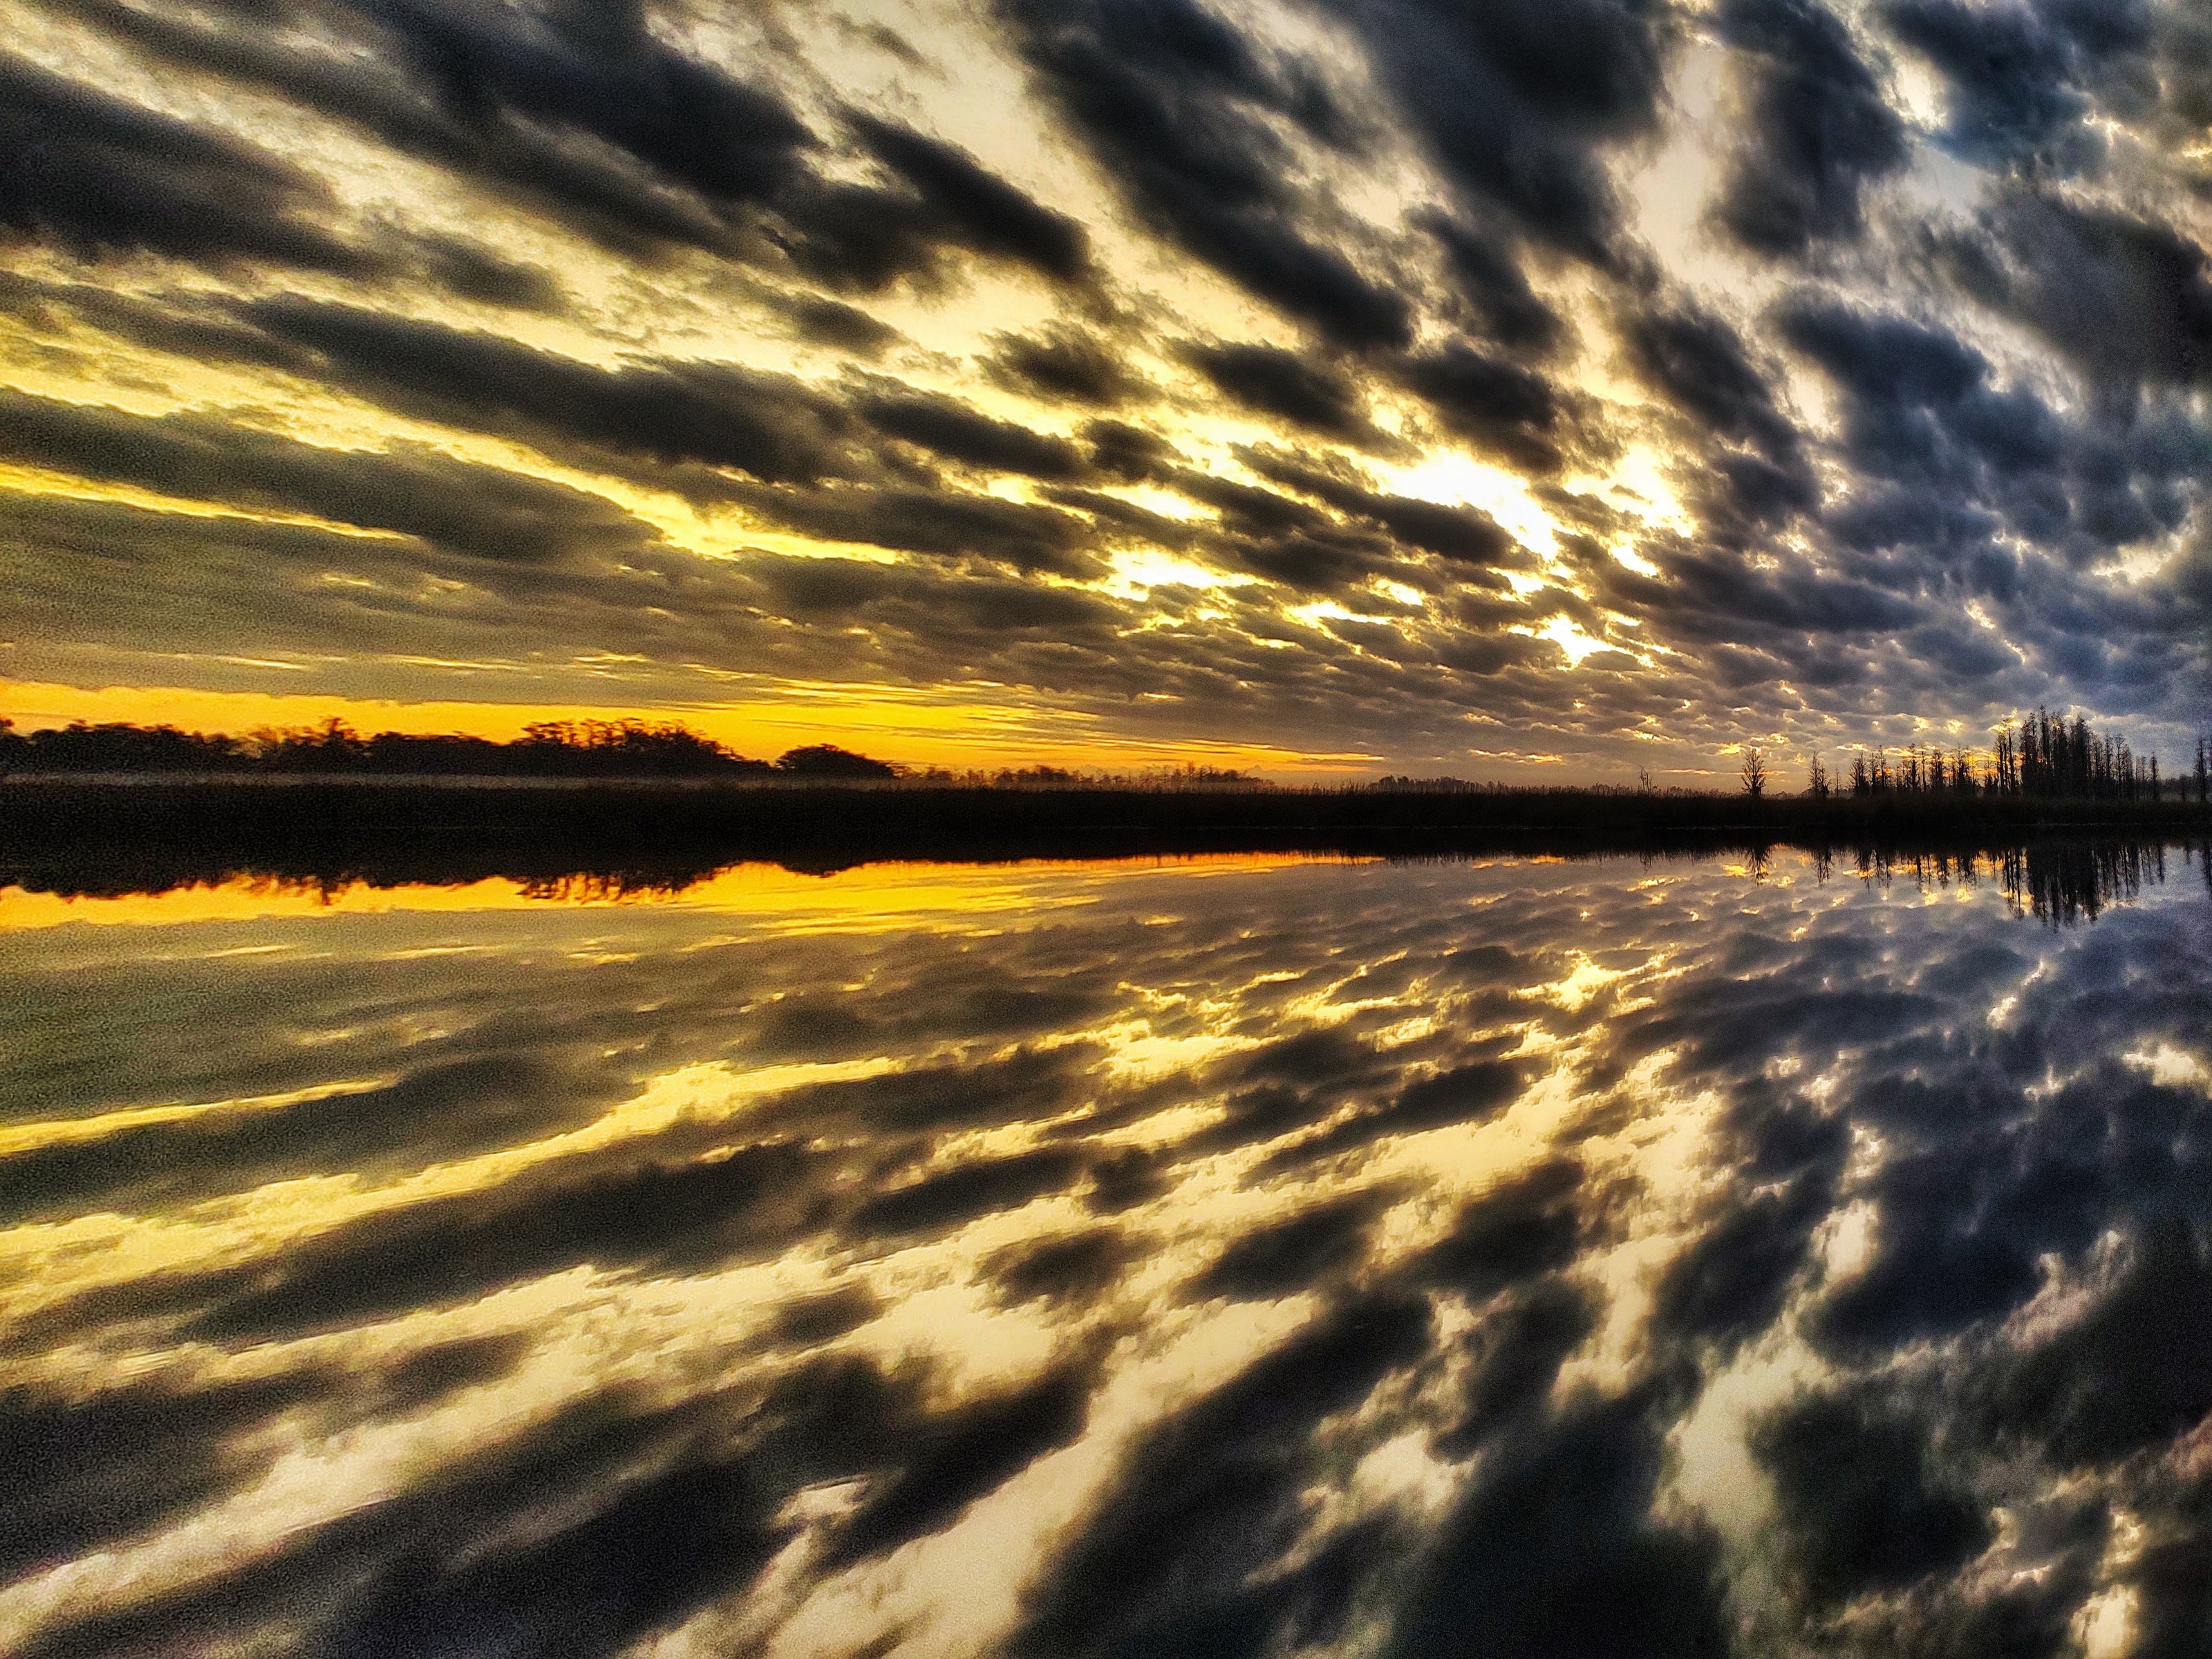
[2, 0, 2209, 780]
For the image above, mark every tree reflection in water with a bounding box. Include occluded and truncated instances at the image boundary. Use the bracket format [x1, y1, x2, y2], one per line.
[0, 844, 2206, 1657]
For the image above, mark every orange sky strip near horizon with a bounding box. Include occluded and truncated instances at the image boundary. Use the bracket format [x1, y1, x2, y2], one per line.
[0, 677, 1381, 779]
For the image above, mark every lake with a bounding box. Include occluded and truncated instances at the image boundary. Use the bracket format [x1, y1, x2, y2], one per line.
[3, 843, 2210, 1657]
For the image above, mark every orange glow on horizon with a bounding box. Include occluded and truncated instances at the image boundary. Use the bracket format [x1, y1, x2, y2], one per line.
[0, 678, 1380, 780]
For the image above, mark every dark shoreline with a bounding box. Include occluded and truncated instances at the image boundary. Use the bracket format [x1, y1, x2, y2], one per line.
[3, 776, 2208, 899]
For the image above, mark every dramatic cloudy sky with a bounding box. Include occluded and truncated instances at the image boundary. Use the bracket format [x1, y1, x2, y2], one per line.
[3, 0, 2210, 776]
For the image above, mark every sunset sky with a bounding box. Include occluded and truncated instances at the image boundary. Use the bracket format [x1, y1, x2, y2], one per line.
[3, 0, 2209, 779]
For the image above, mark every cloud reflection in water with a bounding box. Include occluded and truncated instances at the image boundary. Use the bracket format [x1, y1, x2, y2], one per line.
[1, 847, 2209, 1656]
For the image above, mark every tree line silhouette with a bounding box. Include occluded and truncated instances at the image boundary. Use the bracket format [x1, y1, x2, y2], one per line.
[0, 718, 899, 779]
[1793, 709, 2209, 804]
[4, 710, 2206, 815]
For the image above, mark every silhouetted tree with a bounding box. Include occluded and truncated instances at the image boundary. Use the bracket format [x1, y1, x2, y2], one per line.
[774, 744, 899, 779]
[1806, 755, 1829, 802]
[1739, 747, 1768, 800]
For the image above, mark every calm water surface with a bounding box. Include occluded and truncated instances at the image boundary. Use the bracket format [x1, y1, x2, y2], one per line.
[4, 848, 2211, 1657]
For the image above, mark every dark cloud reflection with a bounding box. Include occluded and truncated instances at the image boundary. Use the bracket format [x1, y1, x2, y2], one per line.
[1, 848, 2208, 1653]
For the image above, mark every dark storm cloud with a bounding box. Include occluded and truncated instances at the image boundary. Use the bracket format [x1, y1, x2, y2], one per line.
[1947, 191, 2212, 392]
[1403, 1160, 1587, 1301]
[1437, 1279, 1597, 1447]
[0, 272, 320, 377]
[1807, 918, 2212, 1355]
[245, 299, 866, 484]
[1752, 1389, 1991, 1605]
[1394, 342, 1571, 472]
[404, 227, 565, 310]
[1712, 0, 1909, 258]
[46, 0, 1092, 299]
[1624, 302, 1807, 476]
[852, 381, 1089, 480]
[0, 44, 559, 310]
[1147, 462, 1512, 593]
[993, 0, 1414, 348]
[1651, 1166, 1835, 1353]
[51, 0, 797, 254]
[3, 469, 1487, 722]
[1082, 418, 1181, 481]
[1414, 211, 1568, 356]
[0, 489, 648, 674]
[987, 324, 1155, 408]
[742, 552, 1120, 639]
[845, 113, 1095, 288]
[772, 292, 904, 357]
[0, 387, 660, 565]
[44, 1378, 798, 1658]
[364, 0, 814, 208]
[1331, 0, 1678, 267]
[1181, 342, 1402, 451]
[1883, 0, 2147, 173]
[1774, 297, 2212, 699]
[1781, 299, 2019, 473]
[1624, 299, 1817, 530]
[0, 49, 371, 275]
[986, 1228, 1145, 1308]
[726, 480, 1105, 577]
[10, 1351, 982, 1658]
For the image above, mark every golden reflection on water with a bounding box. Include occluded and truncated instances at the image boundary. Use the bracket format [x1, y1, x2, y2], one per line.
[0, 852, 1341, 935]
[1, 850, 2207, 1657]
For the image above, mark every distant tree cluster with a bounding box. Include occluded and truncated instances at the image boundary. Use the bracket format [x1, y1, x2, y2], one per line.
[1843, 742, 1982, 798]
[910, 762, 1257, 789]
[1987, 709, 2164, 800]
[1370, 774, 1481, 793]
[0, 718, 901, 780]
[1816, 711, 2204, 804]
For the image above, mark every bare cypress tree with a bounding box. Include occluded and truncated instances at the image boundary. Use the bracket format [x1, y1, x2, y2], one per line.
[1807, 755, 1830, 801]
[1740, 747, 1768, 801]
